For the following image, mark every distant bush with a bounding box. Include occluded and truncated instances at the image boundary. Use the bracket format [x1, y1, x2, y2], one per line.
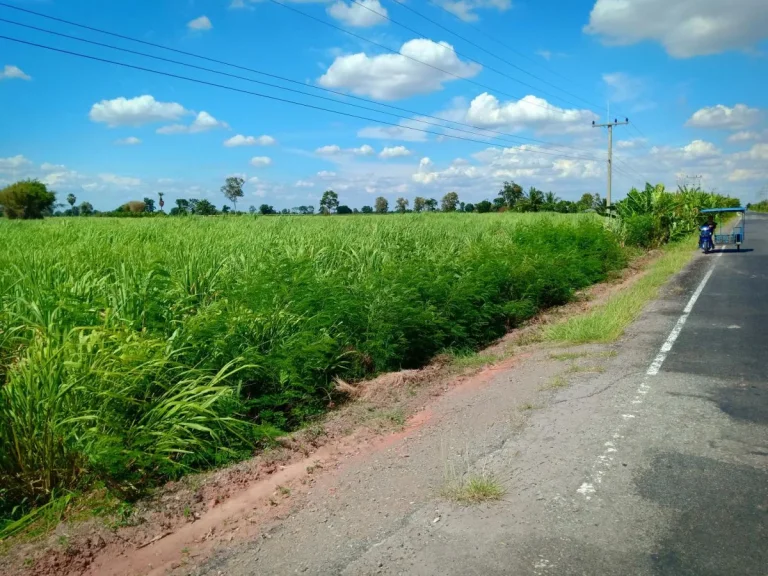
[615, 184, 740, 248]
[0, 179, 56, 219]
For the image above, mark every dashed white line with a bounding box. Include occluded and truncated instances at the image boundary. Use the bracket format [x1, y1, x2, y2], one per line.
[577, 254, 721, 499]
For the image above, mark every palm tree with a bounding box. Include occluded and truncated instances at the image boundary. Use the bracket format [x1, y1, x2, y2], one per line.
[158, 192, 165, 212]
[543, 191, 559, 211]
[525, 187, 544, 212]
[66, 193, 76, 208]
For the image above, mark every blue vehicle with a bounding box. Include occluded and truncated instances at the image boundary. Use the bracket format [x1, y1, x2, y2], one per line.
[699, 207, 747, 253]
[699, 224, 714, 253]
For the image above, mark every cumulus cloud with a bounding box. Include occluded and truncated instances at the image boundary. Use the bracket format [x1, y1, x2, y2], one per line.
[584, 0, 768, 58]
[295, 180, 315, 187]
[736, 143, 768, 160]
[316, 145, 342, 156]
[317, 170, 337, 178]
[115, 136, 142, 146]
[99, 173, 142, 187]
[462, 93, 598, 134]
[380, 146, 412, 158]
[250, 156, 272, 167]
[0, 155, 31, 171]
[318, 39, 481, 100]
[685, 104, 761, 130]
[0, 65, 31, 81]
[40, 162, 66, 171]
[616, 138, 648, 150]
[728, 168, 767, 182]
[224, 134, 276, 147]
[351, 144, 376, 156]
[327, 0, 388, 27]
[727, 131, 763, 143]
[157, 111, 229, 134]
[412, 157, 439, 184]
[90, 95, 188, 127]
[432, 0, 511, 23]
[187, 16, 213, 31]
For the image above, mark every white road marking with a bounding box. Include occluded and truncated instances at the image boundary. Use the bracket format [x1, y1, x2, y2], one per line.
[577, 253, 722, 499]
[646, 253, 722, 375]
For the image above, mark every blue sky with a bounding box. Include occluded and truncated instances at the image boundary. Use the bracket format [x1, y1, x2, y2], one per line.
[1, 0, 767, 211]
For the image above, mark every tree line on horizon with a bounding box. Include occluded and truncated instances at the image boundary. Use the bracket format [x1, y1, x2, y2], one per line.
[0, 176, 611, 220]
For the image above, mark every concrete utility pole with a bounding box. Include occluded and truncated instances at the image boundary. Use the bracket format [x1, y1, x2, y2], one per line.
[592, 117, 629, 213]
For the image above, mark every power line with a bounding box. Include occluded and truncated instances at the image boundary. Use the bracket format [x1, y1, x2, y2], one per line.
[0, 4, 612, 161]
[346, 0, 597, 113]
[424, 0, 574, 81]
[0, 34, 632, 169]
[263, 0, 581, 117]
[0, 16, 607, 163]
[381, 0, 604, 113]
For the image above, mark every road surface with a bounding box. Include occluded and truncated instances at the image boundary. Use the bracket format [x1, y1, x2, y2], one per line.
[197, 213, 767, 576]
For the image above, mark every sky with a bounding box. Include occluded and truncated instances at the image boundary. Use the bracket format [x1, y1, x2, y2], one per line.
[1, 0, 767, 211]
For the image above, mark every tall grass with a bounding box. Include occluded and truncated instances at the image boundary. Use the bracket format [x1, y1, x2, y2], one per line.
[545, 240, 696, 343]
[0, 213, 626, 516]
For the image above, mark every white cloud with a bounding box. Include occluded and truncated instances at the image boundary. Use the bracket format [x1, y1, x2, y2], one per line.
[351, 144, 376, 156]
[584, 0, 768, 58]
[552, 158, 601, 179]
[157, 111, 228, 134]
[0, 65, 31, 81]
[317, 170, 337, 178]
[224, 134, 276, 147]
[649, 139, 721, 162]
[602, 72, 644, 103]
[737, 143, 768, 160]
[90, 95, 188, 127]
[616, 138, 648, 150]
[0, 155, 31, 172]
[327, 0, 388, 27]
[727, 131, 763, 143]
[318, 39, 481, 100]
[536, 50, 552, 61]
[685, 104, 761, 130]
[295, 180, 315, 187]
[42, 170, 80, 187]
[40, 162, 66, 171]
[682, 140, 720, 159]
[99, 173, 142, 187]
[187, 16, 213, 31]
[358, 116, 431, 142]
[412, 157, 439, 184]
[728, 169, 767, 182]
[462, 93, 598, 134]
[115, 136, 142, 146]
[380, 146, 412, 158]
[432, 0, 511, 23]
[250, 156, 273, 167]
[316, 145, 342, 155]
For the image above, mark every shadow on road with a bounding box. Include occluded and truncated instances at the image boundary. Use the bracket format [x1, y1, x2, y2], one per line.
[635, 451, 768, 576]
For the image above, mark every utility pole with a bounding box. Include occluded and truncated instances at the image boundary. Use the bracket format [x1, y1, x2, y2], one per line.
[686, 174, 702, 189]
[592, 117, 629, 213]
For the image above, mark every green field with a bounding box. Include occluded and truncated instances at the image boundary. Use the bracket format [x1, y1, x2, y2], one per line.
[0, 213, 627, 517]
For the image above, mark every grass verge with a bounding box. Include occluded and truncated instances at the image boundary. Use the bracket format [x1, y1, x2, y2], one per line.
[544, 240, 696, 344]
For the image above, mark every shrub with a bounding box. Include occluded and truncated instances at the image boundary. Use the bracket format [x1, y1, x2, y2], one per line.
[0, 180, 56, 219]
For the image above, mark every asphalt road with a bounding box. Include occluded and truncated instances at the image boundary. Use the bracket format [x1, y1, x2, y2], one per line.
[197, 214, 767, 576]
